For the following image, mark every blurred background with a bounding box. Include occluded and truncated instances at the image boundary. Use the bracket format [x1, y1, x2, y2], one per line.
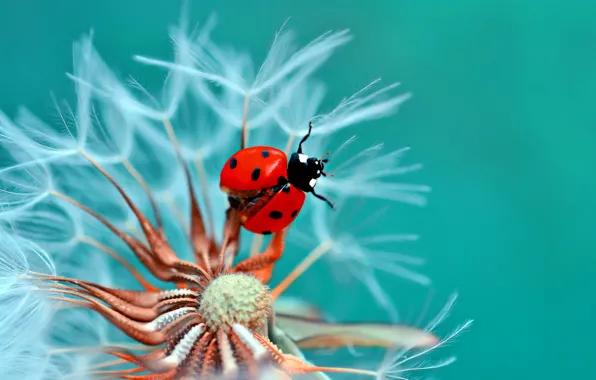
[0, 1, 594, 379]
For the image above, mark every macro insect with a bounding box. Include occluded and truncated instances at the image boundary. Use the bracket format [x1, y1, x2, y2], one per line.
[220, 122, 334, 235]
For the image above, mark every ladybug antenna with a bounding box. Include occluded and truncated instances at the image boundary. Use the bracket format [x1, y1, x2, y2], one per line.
[319, 152, 332, 176]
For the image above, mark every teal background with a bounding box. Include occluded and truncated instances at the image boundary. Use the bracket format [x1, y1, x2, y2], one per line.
[1, 1, 594, 379]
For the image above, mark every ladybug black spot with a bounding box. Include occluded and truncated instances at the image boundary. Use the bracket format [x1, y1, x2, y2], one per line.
[262, 230, 272, 235]
[278, 176, 288, 186]
[251, 168, 261, 181]
[229, 157, 237, 169]
[261, 150, 270, 158]
[282, 185, 291, 193]
[269, 211, 283, 220]
[291, 210, 298, 218]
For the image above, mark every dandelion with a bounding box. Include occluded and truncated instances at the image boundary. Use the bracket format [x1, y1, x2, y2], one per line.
[0, 12, 470, 380]
[0, 230, 56, 376]
[290, 199, 429, 319]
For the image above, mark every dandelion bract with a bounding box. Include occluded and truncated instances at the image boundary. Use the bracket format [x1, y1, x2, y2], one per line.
[0, 12, 470, 380]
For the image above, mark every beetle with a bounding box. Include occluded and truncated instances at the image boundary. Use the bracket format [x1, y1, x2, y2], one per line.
[220, 122, 333, 234]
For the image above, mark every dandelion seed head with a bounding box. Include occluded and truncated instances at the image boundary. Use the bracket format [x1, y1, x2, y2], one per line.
[200, 273, 272, 334]
[0, 11, 467, 380]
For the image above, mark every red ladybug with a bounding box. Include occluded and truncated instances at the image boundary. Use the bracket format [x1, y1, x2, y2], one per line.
[220, 122, 333, 235]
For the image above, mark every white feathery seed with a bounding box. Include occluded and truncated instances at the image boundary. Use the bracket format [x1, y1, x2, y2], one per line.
[0, 10, 466, 380]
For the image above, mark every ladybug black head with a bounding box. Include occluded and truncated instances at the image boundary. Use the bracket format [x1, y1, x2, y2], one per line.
[286, 122, 334, 209]
[287, 153, 326, 191]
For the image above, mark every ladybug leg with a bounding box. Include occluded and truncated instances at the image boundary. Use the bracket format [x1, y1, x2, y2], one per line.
[227, 196, 240, 209]
[297, 121, 314, 154]
[233, 229, 286, 278]
[311, 189, 335, 209]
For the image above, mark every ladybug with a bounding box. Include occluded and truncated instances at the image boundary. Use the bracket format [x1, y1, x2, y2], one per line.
[220, 122, 333, 235]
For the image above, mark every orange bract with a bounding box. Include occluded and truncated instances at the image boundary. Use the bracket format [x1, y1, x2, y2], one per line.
[34, 119, 440, 379]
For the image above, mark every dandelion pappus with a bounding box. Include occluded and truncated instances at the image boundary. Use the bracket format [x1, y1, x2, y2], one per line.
[220, 122, 334, 235]
[0, 16, 469, 380]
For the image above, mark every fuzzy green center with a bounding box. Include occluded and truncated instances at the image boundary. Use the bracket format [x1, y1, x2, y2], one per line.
[199, 273, 271, 333]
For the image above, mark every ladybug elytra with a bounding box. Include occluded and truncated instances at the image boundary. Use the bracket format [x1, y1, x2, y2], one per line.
[220, 122, 333, 235]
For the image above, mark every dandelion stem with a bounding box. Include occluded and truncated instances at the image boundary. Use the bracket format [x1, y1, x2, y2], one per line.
[193, 155, 215, 238]
[122, 158, 165, 236]
[65, 368, 144, 379]
[284, 132, 296, 155]
[241, 94, 250, 149]
[49, 190, 150, 253]
[250, 234, 263, 257]
[77, 149, 188, 270]
[309, 367, 378, 377]
[162, 192, 190, 236]
[49, 190, 185, 283]
[88, 358, 128, 370]
[163, 118, 211, 272]
[271, 240, 332, 300]
[79, 235, 158, 292]
[48, 343, 151, 356]
[54, 302, 83, 311]
[124, 221, 147, 244]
